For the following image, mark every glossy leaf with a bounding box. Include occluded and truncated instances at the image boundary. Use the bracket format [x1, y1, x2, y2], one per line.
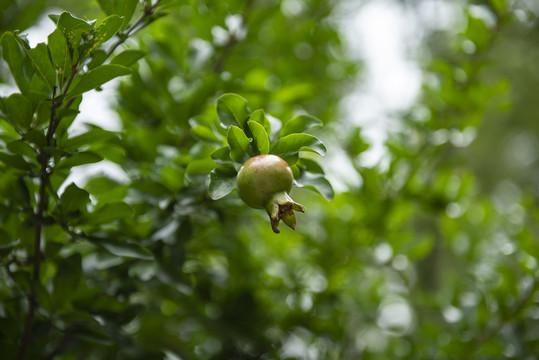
[67, 64, 131, 98]
[190, 125, 220, 144]
[248, 120, 269, 155]
[227, 125, 251, 163]
[4, 93, 33, 130]
[208, 164, 237, 200]
[47, 28, 70, 86]
[211, 146, 231, 164]
[216, 93, 250, 129]
[295, 172, 334, 200]
[249, 109, 271, 134]
[1, 32, 30, 93]
[280, 114, 323, 136]
[110, 49, 146, 66]
[26, 43, 57, 90]
[271, 133, 327, 157]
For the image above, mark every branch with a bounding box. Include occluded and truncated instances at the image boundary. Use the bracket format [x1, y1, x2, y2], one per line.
[479, 278, 538, 346]
[213, 0, 255, 73]
[106, 0, 162, 57]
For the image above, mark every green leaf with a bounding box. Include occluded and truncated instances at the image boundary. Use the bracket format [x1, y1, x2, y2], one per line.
[91, 237, 152, 260]
[271, 133, 327, 158]
[190, 125, 220, 144]
[185, 158, 217, 174]
[110, 49, 146, 66]
[248, 120, 269, 155]
[5, 93, 33, 130]
[227, 126, 251, 163]
[60, 183, 90, 214]
[68, 64, 131, 98]
[52, 253, 82, 308]
[98, 0, 138, 29]
[298, 157, 325, 174]
[47, 28, 71, 86]
[93, 15, 123, 46]
[208, 165, 237, 200]
[56, 12, 93, 57]
[59, 127, 117, 151]
[211, 146, 231, 164]
[295, 173, 334, 200]
[0, 153, 33, 171]
[6, 140, 35, 159]
[1, 32, 30, 93]
[25, 43, 57, 90]
[249, 109, 271, 134]
[280, 114, 323, 136]
[56, 151, 102, 169]
[216, 93, 250, 129]
[78, 15, 123, 60]
[86, 202, 134, 224]
[87, 50, 107, 70]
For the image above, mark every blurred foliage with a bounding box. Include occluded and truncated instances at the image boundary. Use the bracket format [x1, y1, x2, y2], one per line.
[0, 0, 538, 359]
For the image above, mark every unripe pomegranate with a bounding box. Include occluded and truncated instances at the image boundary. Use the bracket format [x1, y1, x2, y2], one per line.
[236, 155, 305, 233]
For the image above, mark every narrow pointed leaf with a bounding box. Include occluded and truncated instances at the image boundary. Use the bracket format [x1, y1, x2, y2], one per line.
[1, 32, 30, 93]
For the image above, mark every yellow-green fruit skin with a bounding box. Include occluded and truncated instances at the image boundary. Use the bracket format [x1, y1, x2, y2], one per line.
[236, 155, 294, 209]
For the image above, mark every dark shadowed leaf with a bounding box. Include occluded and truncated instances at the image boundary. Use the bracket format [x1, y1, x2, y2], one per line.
[56, 151, 102, 169]
[60, 183, 90, 214]
[91, 236, 153, 260]
[52, 253, 82, 308]
[5, 93, 33, 130]
[1, 32, 30, 93]
[86, 202, 134, 224]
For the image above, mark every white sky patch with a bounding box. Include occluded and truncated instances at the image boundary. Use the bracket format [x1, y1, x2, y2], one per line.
[340, 0, 422, 168]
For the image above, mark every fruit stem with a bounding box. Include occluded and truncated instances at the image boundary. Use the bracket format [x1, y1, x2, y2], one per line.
[265, 191, 305, 233]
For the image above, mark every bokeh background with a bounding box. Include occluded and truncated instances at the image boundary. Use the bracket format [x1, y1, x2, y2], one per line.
[1, 0, 539, 358]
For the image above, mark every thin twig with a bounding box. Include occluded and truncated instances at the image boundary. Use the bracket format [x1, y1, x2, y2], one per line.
[17, 86, 57, 360]
[213, 0, 255, 73]
[106, 0, 162, 57]
[16, 3, 163, 357]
